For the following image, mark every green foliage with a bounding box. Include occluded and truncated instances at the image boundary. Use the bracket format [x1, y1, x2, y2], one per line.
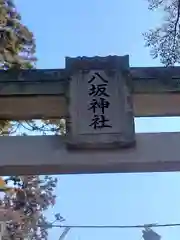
[0, 0, 37, 131]
[144, 0, 180, 66]
[0, 0, 36, 69]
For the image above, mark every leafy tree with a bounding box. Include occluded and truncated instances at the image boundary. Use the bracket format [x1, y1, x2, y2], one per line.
[0, 1, 62, 239]
[144, 0, 180, 66]
[0, 0, 36, 69]
[1, 176, 59, 239]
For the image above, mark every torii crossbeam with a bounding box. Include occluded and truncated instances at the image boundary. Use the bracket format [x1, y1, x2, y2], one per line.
[1, 66, 180, 119]
[0, 55, 179, 175]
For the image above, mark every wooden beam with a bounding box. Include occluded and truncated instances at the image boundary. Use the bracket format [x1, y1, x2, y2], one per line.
[131, 66, 180, 93]
[0, 96, 68, 119]
[0, 66, 180, 93]
[0, 93, 179, 119]
[133, 93, 180, 117]
[0, 69, 69, 119]
[0, 67, 180, 119]
[131, 66, 180, 79]
[0, 132, 180, 175]
[1, 67, 180, 95]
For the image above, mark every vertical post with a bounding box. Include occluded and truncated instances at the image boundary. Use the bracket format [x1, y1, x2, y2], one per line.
[65, 55, 135, 149]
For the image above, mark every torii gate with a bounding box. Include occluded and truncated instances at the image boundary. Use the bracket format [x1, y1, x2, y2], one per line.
[0, 55, 179, 176]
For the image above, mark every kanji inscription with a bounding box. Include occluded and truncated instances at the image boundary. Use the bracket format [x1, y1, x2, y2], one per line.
[87, 72, 112, 130]
[67, 55, 135, 149]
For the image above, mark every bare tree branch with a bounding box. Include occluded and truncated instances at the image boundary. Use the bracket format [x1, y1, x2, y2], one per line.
[144, 0, 180, 66]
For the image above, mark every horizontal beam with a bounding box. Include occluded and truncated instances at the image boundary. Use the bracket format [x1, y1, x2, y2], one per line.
[0, 133, 180, 175]
[0, 67, 180, 95]
[0, 69, 69, 119]
[131, 66, 180, 79]
[0, 93, 179, 119]
[0, 67, 180, 119]
[133, 93, 180, 117]
[0, 96, 68, 119]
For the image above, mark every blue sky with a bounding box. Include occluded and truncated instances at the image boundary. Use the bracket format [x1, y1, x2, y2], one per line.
[15, 1, 180, 240]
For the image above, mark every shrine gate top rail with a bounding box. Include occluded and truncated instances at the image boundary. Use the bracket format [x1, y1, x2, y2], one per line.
[0, 55, 180, 176]
[0, 65, 180, 120]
